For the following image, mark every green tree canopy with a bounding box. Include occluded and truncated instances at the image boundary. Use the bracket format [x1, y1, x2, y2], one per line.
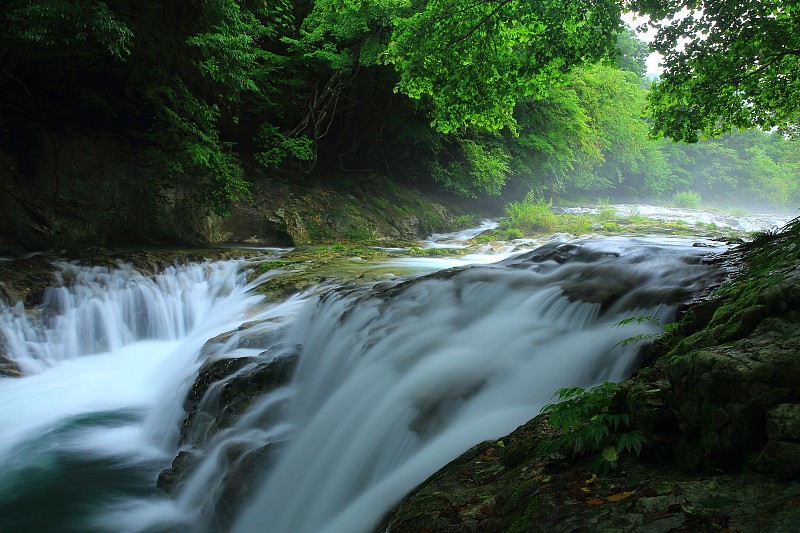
[630, 0, 800, 141]
[387, 0, 624, 133]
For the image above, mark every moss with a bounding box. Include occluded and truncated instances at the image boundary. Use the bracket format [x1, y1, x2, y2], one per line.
[497, 202, 745, 240]
[666, 218, 800, 353]
[504, 491, 545, 533]
[407, 246, 469, 257]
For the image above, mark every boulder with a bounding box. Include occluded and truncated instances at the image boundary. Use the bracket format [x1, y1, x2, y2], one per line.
[666, 314, 800, 469]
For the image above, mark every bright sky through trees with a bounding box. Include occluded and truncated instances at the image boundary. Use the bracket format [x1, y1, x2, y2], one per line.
[622, 12, 662, 75]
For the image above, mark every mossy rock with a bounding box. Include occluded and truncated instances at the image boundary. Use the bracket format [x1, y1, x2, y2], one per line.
[0, 353, 22, 378]
[218, 173, 484, 247]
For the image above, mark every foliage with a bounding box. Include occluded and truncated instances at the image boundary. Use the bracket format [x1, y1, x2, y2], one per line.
[671, 190, 702, 209]
[537, 382, 645, 474]
[2, 0, 799, 222]
[614, 26, 649, 78]
[508, 88, 603, 194]
[502, 194, 558, 233]
[386, 0, 624, 133]
[630, 0, 800, 141]
[613, 315, 679, 349]
[430, 137, 511, 197]
[4, 0, 133, 60]
[255, 125, 316, 169]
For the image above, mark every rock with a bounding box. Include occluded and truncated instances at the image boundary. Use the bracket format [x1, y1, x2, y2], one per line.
[180, 351, 298, 446]
[214, 441, 287, 530]
[199, 332, 238, 357]
[378, 430, 800, 533]
[216, 175, 472, 247]
[162, 347, 300, 515]
[0, 353, 22, 377]
[665, 313, 800, 469]
[752, 440, 800, 479]
[157, 450, 202, 494]
[183, 357, 254, 421]
[751, 403, 800, 478]
[766, 403, 800, 441]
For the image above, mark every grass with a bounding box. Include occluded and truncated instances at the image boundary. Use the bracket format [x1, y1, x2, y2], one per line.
[596, 199, 617, 222]
[491, 195, 746, 241]
[672, 190, 702, 209]
[498, 195, 592, 237]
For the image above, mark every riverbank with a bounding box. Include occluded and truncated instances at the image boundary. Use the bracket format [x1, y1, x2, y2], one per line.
[379, 217, 800, 532]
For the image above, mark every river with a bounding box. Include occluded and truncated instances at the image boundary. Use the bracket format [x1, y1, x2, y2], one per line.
[0, 207, 788, 532]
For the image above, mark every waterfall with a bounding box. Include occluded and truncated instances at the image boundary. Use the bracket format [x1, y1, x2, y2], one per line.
[230, 236, 725, 533]
[0, 235, 727, 533]
[0, 259, 306, 533]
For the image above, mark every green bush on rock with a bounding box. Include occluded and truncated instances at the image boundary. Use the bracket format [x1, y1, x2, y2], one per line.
[537, 382, 645, 474]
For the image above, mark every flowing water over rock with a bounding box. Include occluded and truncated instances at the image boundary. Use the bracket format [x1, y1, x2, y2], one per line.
[0, 228, 736, 532]
[556, 204, 791, 233]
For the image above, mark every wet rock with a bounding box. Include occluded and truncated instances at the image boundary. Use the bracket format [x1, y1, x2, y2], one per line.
[0, 254, 59, 308]
[184, 357, 254, 421]
[753, 440, 800, 479]
[751, 403, 800, 478]
[0, 353, 22, 377]
[766, 403, 800, 441]
[163, 348, 299, 511]
[212, 352, 298, 426]
[214, 441, 287, 530]
[181, 350, 299, 445]
[199, 332, 238, 357]
[157, 450, 202, 494]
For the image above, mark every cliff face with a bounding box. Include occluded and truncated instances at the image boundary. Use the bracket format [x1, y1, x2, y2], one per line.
[0, 130, 188, 254]
[0, 130, 479, 255]
[379, 220, 800, 532]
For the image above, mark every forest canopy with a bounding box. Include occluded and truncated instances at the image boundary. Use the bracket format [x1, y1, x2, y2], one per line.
[629, 0, 800, 142]
[0, 0, 797, 214]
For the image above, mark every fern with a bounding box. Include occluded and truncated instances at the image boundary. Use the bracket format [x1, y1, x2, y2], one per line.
[613, 315, 678, 349]
[537, 382, 645, 474]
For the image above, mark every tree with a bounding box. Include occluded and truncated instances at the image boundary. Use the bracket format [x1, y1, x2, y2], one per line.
[0, 0, 634, 209]
[614, 26, 649, 78]
[387, 0, 624, 133]
[630, 0, 800, 142]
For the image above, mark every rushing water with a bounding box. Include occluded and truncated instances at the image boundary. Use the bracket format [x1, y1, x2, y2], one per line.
[555, 203, 791, 232]
[0, 225, 739, 532]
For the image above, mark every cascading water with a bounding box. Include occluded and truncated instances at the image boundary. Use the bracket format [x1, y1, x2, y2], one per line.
[0, 259, 305, 533]
[229, 236, 727, 533]
[0, 234, 729, 533]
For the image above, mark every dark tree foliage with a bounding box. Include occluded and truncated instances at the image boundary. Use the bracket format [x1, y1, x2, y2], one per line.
[1, 0, 794, 215]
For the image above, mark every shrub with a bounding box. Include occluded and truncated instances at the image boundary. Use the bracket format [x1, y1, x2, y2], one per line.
[536, 382, 644, 474]
[502, 194, 557, 233]
[596, 199, 617, 221]
[672, 190, 702, 209]
[451, 214, 476, 228]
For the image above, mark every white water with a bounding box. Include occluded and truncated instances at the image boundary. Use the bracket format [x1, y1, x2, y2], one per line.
[423, 219, 500, 248]
[231, 235, 726, 533]
[0, 230, 731, 533]
[0, 260, 306, 532]
[557, 203, 792, 232]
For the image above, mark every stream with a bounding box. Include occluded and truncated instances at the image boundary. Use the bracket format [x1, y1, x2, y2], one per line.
[0, 208, 788, 532]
